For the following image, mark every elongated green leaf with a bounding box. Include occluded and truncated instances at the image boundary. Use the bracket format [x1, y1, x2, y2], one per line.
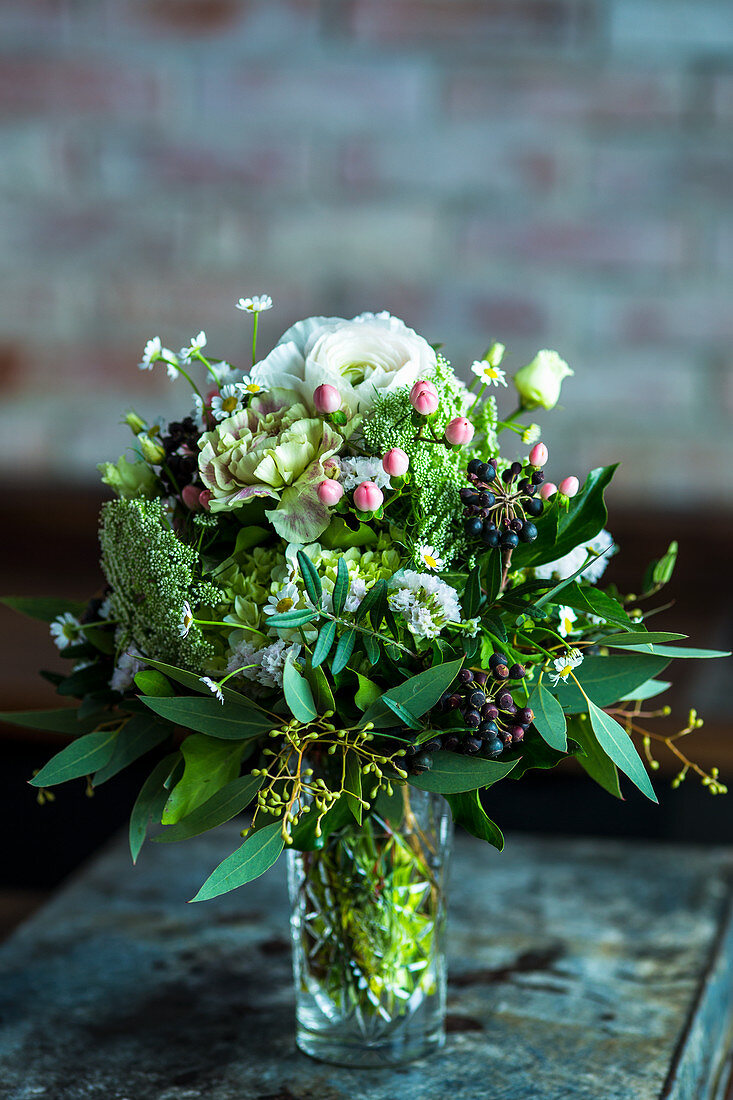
[603, 631, 687, 647]
[463, 566, 482, 619]
[139, 695, 275, 739]
[297, 550, 322, 607]
[345, 751, 364, 825]
[0, 595, 86, 623]
[93, 714, 170, 786]
[515, 465, 616, 570]
[0, 707, 96, 734]
[331, 629, 357, 675]
[445, 790, 504, 850]
[355, 674, 382, 711]
[355, 579, 387, 624]
[383, 696, 423, 730]
[332, 557, 350, 617]
[555, 584, 632, 629]
[303, 661, 335, 715]
[283, 658, 317, 722]
[312, 620, 336, 669]
[134, 670, 176, 697]
[567, 715, 622, 799]
[606, 644, 730, 659]
[265, 608, 318, 629]
[586, 699, 657, 802]
[368, 584, 388, 631]
[30, 728, 118, 787]
[141, 657, 267, 710]
[528, 683, 567, 752]
[408, 751, 519, 793]
[485, 550, 502, 604]
[156, 773, 262, 843]
[551, 653, 671, 712]
[534, 544, 615, 609]
[617, 678, 671, 702]
[191, 820, 284, 901]
[57, 664, 110, 697]
[363, 632, 379, 665]
[129, 752, 181, 862]
[360, 659, 464, 728]
[162, 735, 246, 824]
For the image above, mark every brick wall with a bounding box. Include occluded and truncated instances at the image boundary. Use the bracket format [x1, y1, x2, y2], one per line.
[1, 0, 732, 505]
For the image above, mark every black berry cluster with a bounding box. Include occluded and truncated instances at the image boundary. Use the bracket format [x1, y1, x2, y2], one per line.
[159, 417, 201, 496]
[461, 456, 543, 550]
[407, 655, 534, 774]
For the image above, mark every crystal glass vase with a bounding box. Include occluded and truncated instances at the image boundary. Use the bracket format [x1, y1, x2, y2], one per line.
[286, 786, 452, 1067]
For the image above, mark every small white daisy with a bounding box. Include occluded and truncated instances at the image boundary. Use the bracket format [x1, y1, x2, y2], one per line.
[179, 601, 194, 638]
[139, 337, 176, 371]
[416, 544, 444, 571]
[166, 360, 180, 380]
[557, 605, 579, 638]
[210, 384, 243, 421]
[236, 295, 273, 313]
[471, 359, 508, 388]
[200, 676, 224, 704]
[50, 612, 81, 650]
[548, 648, 584, 685]
[179, 331, 207, 364]
[236, 376, 262, 397]
[264, 583, 299, 617]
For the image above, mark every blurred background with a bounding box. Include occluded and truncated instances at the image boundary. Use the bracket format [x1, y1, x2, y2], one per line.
[1, 1, 731, 931]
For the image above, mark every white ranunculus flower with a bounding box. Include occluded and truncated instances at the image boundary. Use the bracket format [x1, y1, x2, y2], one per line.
[249, 312, 437, 414]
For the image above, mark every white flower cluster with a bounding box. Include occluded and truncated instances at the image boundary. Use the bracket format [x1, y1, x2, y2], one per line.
[110, 645, 145, 693]
[534, 531, 614, 585]
[388, 570, 461, 641]
[337, 456, 391, 492]
[227, 638, 301, 690]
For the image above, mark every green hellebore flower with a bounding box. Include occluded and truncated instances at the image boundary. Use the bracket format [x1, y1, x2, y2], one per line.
[514, 350, 574, 411]
[98, 455, 158, 499]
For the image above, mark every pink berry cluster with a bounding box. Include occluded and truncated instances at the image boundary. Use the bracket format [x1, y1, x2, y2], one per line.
[409, 379, 475, 447]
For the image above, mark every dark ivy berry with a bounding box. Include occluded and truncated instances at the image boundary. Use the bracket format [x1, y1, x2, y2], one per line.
[484, 703, 499, 720]
[493, 664, 510, 680]
[473, 670, 488, 686]
[467, 458, 483, 476]
[448, 694, 462, 709]
[465, 736, 482, 754]
[466, 709, 482, 728]
[475, 462, 490, 480]
[497, 690, 514, 710]
[532, 471, 545, 485]
[458, 668, 474, 684]
[519, 522, 538, 543]
[508, 663, 526, 680]
[517, 707, 534, 725]
[489, 652, 508, 669]
[469, 689, 486, 708]
[478, 491, 496, 507]
[501, 531, 519, 550]
[411, 751, 434, 774]
[480, 720, 499, 736]
[465, 516, 484, 537]
[525, 497, 543, 517]
[422, 739, 442, 753]
[510, 518, 523, 533]
[443, 734, 459, 752]
[485, 737, 504, 758]
[483, 465, 496, 482]
[511, 727, 525, 744]
[482, 528, 500, 548]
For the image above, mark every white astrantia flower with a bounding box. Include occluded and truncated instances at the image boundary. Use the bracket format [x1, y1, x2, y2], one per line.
[338, 456, 391, 491]
[416, 544, 444, 571]
[533, 531, 615, 585]
[263, 582, 299, 618]
[110, 646, 145, 693]
[179, 601, 193, 638]
[388, 570, 461, 641]
[179, 331, 207, 364]
[557, 605, 579, 638]
[210, 384, 243, 422]
[139, 337, 176, 371]
[548, 648, 584, 686]
[200, 676, 224, 704]
[50, 612, 81, 650]
[471, 359, 508, 388]
[236, 295, 273, 313]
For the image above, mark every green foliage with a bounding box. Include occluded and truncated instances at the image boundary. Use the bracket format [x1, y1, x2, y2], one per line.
[551, 653, 672, 712]
[283, 658, 317, 722]
[0, 596, 86, 623]
[528, 683, 568, 752]
[155, 774, 263, 843]
[408, 751, 519, 793]
[445, 790, 504, 850]
[30, 728, 119, 787]
[360, 659, 464, 729]
[515, 465, 616, 570]
[93, 714, 170, 786]
[162, 735, 248, 824]
[586, 699, 657, 802]
[567, 715, 622, 799]
[129, 752, 181, 862]
[0, 708, 96, 734]
[140, 695, 275, 740]
[191, 820, 284, 901]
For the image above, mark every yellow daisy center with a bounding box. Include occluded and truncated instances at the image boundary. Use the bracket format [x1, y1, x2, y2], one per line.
[222, 396, 238, 412]
[424, 554, 438, 569]
[276, 596, 294, 613]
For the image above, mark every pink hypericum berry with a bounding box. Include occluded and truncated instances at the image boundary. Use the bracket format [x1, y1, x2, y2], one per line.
[529, 442, 548, 467]
[558, 476, 580, 498]
[181, 485, 202, 512]
[313, 384, 341, 414]
[409, 379, 439, 416]
[444, 417, 475, 446]
[317, 479, 344, 506]
[354, 481, 384, 512]
[382, 447, 409, 477]
[539, 482, 557, 501]
[199, 489, 213, 511]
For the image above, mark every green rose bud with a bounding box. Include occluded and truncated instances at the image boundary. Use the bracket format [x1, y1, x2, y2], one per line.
[124, 408, 147, 435]
[514, 350, 573, 411]
[137, 433, 166, 464]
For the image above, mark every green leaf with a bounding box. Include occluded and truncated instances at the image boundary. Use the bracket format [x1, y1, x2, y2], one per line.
[603, 631, 688, 647]
[408, 751, 519, 793]
[344, 751, 364, 825]
[485, 551, 502, 604]
[534, 544, 615, 609]
[332, 557, 350, 617]
[283, 657, 317, 723]
[155, 773, 263, 843]
[312, 620, 336, 669]
[463, 566, 482, 619]
[297, 550, 322, 608]
[331, 629, 357, 675]
[567, 715, 622, 799]
[383, 696, 423, 730]
[551, 653, 672, 712]
[0, 595, 86, 623]
[0, 707, 96, 734]
[606, 643, 730, 659]
[362, 633, 379, 666]
[264, 608, 318, 629]
[445, 790, 504, 850]
[586, 699, 657, 802]
[355, 579, 387, 624]
[139, 695, 275, 739]
[191, 820, 284, 902]
[516, 465, 616, 570]
[129, 752, 181, 863]
[93, 714, 170, 786]
[303, 661, 335, 715]
[528, 683, 568, 752]
[29, 728, 119, 787]
[360, 659, 464, 728]
[134, 670, 176, 697]
[289, 796, 353, 851]
[505, 735, 571, 780]
[162, 735, 246, 824]
[355, 674, 381, 711]
[56, 664, 110, 698]
[140, 657, 267, 710]
[617, 678, 671, 702]
[554, 584, 632, 629]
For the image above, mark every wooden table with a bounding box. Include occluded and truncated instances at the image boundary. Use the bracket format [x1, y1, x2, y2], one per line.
[2, 828, 733, 1100]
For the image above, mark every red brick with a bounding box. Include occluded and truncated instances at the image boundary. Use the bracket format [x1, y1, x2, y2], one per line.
[0, 60, 160, 117]
[145, 137, 310, 188]
[470, 295, 548, 338]
[586, 291, 733, 346]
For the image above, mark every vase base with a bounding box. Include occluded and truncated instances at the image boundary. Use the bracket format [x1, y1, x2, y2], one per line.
[296, 1025, 446, 1068]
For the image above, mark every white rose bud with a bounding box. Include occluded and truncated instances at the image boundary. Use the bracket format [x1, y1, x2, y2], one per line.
[513, 350, 574, 411]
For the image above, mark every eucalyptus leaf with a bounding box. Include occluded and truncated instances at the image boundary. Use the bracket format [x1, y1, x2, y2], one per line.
[283, 658, 317, 723]
[603, 631, 687, 647]
[93, 714, 170, 786]
[553, 584, 632, 629]
[30, 728, 119, 787]
[355, 674, 381, 711]
[312, 620, 336, 669]
[162, 735, 246, 824]
[586, 699, 657, 802]
[134, 670, 176, 697]
[0, 595, 86, 623]
[140, 695, 275, 739]
[445, 790, 504, 850]
[289, 796, 353, 851]
[617, 678, 671, 702]
[344, 751, 364, 825]
[528, 683, 568, 752]
[567, 715, 622, 799]
[360, 659, 464, 729]
[129, 752, 182, 863]
[141, 657, 267, 710]
[155, 773, 263, 843]
[0, 708, 97, 734]
[551, 653, 671, 712]
[606, 644, 730, 659]
[514, 465, 616, 570]
[408, 751, 519, 793]
[303, 661, 335, 715]
[383, 697, 423, 730]
[332, 629, 357, 675]
[191, 820, 284, 902]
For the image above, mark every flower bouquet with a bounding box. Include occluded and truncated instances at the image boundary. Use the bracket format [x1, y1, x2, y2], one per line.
[3, 300, 728, 1067]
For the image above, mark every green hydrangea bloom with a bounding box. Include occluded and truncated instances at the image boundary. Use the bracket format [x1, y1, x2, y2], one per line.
[99, 498, 220, 671]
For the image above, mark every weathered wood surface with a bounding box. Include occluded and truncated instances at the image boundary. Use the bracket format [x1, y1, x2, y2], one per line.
[2, 828, 733, 1100]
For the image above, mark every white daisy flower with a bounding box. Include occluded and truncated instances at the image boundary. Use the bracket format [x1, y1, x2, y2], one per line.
[210, 384, 243, 422]
[416, 544, 444, 571]
[179, 331, 207, 364]
[236, 294, 273, 313]
[179, 601, 194, 638]
[471, 359, 508, 388]
[264, 582, 299, 618]
[50, 612, 81, 650]
[548, 648, 584, 685]
[557, 605, 579, 638]
[139, 337, 176, 371]
[236, 376, 262, 397]
[200, 676, 224, 704]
